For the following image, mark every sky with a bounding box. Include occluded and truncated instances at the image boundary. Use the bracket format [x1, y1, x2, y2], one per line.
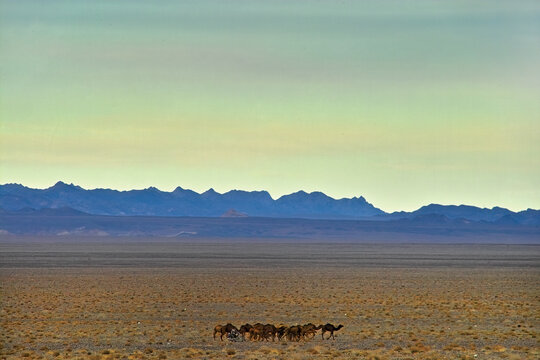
[1, 0, 539, 212]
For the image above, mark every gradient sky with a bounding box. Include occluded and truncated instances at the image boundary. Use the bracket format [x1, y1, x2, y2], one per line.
[1, 0, 539, 212]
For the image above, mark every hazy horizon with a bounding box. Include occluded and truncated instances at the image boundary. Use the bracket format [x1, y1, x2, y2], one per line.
[1, 0, 539, 212]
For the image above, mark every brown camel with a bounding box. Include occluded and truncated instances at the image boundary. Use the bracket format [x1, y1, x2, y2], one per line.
[301, 323, 322, 339]
[262, 324, 278, 341]
[238, 323, 253, 340]
[320, 323, 343, 340]
[213, 323, 238, 340]
[276, 325, 288, 340]
[285, 325, 302, 341]
[248, 323, 265, 341]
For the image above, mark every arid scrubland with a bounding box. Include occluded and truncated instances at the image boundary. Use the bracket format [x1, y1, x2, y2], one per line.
[0, 241, 538, 359]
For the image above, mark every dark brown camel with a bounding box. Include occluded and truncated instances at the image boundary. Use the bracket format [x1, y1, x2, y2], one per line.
[213, 323, 238, 340]
[320, 323, 343, 340]
[285, 325, 302, 341]
[301, 323, 322, 339]
[248, 323, 266, 341]
[238, 323, 253, 340]
[276, 325, 288, 340]
[262, 324, 277, 341]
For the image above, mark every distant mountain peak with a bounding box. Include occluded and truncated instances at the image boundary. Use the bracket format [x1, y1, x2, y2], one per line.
[349, 195, 367, 202]
[49, 181, 82, 191]
[54, 181, 70, 186]
[145, 186, 161, 192]
[202, 188, 219, 196]
[222, 189, 274, 202]
[277, 190, 309, 200]
[0, 183, 25, 193]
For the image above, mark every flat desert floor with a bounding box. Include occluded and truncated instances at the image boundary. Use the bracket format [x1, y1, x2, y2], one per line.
[0, 240, 539, 359]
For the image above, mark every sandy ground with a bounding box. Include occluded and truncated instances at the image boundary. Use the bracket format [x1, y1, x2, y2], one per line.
[1, 240, 539, 359]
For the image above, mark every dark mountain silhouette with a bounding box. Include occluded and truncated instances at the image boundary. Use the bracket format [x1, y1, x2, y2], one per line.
[413, 204, 513, 222]
[377, 205, 539, 226]
[274, 191, 376, 219]
[511, 209, 540, 226]
[0, 182, 538, 225]
[0, 182, 383, 219]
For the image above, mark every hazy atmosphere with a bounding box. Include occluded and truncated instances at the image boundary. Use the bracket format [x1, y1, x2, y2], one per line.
[1, 0, 539, 212]
[1, 3, 539, 360]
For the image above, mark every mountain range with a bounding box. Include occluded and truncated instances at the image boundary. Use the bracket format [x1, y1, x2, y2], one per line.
[0, 182, 538, 225]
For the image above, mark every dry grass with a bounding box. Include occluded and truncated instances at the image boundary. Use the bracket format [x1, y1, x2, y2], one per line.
[1, 250, 539, 359]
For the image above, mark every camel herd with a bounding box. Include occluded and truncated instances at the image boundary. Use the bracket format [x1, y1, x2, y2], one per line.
[213, 323, 344, 342]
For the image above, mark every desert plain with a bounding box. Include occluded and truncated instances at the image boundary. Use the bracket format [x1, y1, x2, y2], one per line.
[0, 238, 538, 359]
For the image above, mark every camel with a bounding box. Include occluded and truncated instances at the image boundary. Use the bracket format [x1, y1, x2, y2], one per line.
[285, 325, 302, 341]
[213, 323, 238, 340]
[248, 323, 266, 341]
[249, 323, 278, 341]
[300, 323, 322, 339]
[263, 324, 278, 341]
[276, 325, 288, 340]
[320, 323, 343, 340]
[238, 323, 253, 340]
